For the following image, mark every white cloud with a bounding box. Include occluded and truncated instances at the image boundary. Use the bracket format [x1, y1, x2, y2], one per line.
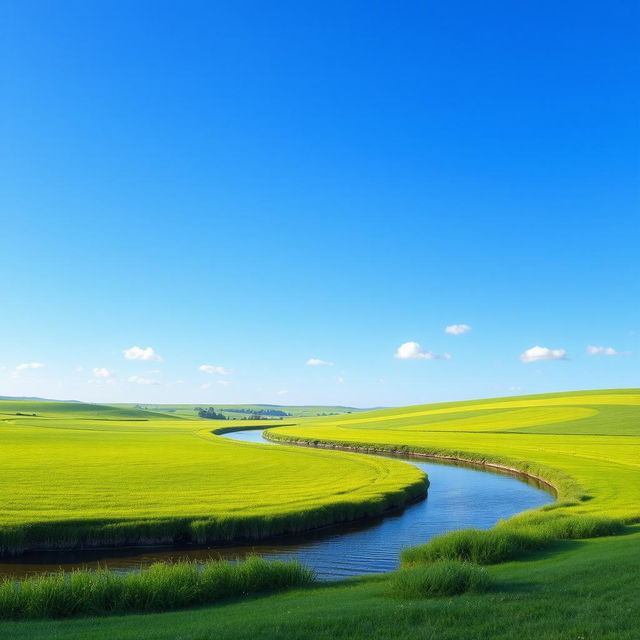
[519, 346, 567, 363]
[216, 380, 231, 386]
[175, 380, 185, 385]
[337, 376, 345, 384]
[586, 345, 619, 356]
[92, 367, 113, 378]
[278, 389, 289, 396]
[75, 365, 84, 373]
[199, 364, 231, 375]
[306, 358, 334, 367]
[445, 324, 471, 336]
[200, 383, 212, 390]
[394, 342, 452, 360]
[122, 346, 162, 361]
[128, 375, 160, 385]
[16, 362, 45, 371]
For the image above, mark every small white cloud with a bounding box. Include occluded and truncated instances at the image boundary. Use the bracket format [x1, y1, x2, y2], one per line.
[175, 380, 185, 385]
[216, 380, 231, 386]
[306, 358, 334, 367]
[75, 365, 84, 373]
[16, 362, 45, 371]
[337, 376, 345, 384]
[394, 342, 451, 360]
[128, 375, 160, 385]
[586, 345, 619, 356]
[199, 364, 231, 375]
[92, 367, 113, 378]
[445, 324, 471, 336]
[277, 389, 289, 396]
[123, 346, 162, 361]
[519, 346, 567, 363]
[200, 383, 212, 390]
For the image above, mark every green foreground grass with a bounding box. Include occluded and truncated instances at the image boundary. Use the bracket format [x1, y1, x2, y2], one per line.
[3, 529, 639, 639]
[0, 556, 314, 620]
[0, 401, 425, 554]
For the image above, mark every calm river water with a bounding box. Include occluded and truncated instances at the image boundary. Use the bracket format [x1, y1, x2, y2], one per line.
[0, 429, 554, 580]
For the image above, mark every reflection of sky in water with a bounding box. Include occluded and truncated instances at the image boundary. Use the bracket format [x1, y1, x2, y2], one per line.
[0, 430, 554, 580]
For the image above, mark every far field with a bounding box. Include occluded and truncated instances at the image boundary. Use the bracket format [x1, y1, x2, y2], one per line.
[110, 403, 370, 420]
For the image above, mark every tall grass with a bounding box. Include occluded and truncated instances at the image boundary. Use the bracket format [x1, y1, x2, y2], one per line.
[500, 512, 626, 539]
[401, 515, 627, 566]
[0, 556, 315, 620]
[401, 528, 549, 566]
[388, 561, 492, 598]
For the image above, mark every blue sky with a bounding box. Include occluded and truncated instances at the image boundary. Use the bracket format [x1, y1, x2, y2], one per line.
[1, 0, 638, 406]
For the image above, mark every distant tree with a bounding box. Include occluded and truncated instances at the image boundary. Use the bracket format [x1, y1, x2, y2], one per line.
[198, 407, 227, 420]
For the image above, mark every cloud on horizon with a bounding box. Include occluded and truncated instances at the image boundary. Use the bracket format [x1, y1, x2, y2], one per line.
[16, 362, 45, 371]
[123, 346, 162, 361]
[199, 364, 231, 375]
[586, 345, 620, 356]
[519, 346, 567, 363]
[394, 341, 452, 360]
[306, 358, 334, 366]
[445, 324, 471, 335]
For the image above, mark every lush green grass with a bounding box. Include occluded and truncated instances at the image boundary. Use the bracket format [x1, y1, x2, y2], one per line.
[401, 515, 626, 566]
[387, 560, 491, 598]
[265, 388, 640, 522]
[0, 556, 314, 620]
[2, 528, 638, 639]
[0, 401, 426, 554]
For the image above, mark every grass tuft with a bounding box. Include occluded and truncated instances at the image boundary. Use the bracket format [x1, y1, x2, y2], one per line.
[0, 556, 315, 620]
[401, 528, 550, 565]
[388, 561, 492, 598]
[501, 513, 626, 539]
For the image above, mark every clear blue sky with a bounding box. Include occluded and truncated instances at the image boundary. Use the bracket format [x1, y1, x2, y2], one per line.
[1, 1, 638, 406]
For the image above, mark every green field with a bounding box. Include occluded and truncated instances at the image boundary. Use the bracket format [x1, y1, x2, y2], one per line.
[266, 389, 640, 522]
[0, 401, 425, 554]
[1, 389, 639, 638]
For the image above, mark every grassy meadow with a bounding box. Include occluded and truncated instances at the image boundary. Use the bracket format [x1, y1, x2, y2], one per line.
[265, 389, 640, 522]
[0, 401, 426, 554]
[1, 389, 638, 638]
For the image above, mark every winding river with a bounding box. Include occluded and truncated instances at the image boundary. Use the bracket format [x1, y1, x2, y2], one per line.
[0, 429, 554, 580]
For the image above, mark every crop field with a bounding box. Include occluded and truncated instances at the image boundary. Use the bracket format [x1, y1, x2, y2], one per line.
[266, 389, 640, 522]
[0, 401, 426, 554]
